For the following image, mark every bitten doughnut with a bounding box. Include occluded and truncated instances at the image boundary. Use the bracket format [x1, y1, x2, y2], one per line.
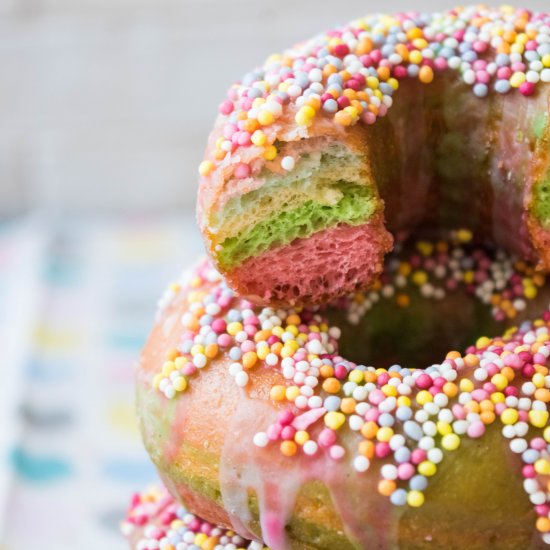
[137, 232, 550, 549]
[197, 6, 550, 306]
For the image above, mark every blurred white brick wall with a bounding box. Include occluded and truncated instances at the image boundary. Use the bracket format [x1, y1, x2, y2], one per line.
[0, 0, 548, 218]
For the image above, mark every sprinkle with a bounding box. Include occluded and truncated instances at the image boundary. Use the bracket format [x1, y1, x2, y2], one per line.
[281, 156, 295, 171]
[198, 160, 215, 176]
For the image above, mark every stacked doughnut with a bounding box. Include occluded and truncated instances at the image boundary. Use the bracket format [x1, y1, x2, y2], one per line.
[124, 6, 550, 550]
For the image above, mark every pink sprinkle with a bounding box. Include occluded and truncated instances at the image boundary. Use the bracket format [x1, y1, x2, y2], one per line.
[497, 67, 512, 80]
[333, 43, 350, 57]
[467, 421, 485, 438]
[217, 333, 231, 347]
[369, 389, 386, 405]
[211, 319, 227, 334]
[361, 111, 377, 125]
[452, 404, 466, 420]
[337, 96, 350, 109]
[267, 423, 282, 441]
[531, 437, 546, 451]
[234, 163, 251, 179]
[182, 363, 197, 376]
[375, 442, 391, 458]
[329, 445, 346, 460]
[219, 100, 234, 115]
[334, 364, 348, 379]
[523, 464, 536, 478]
[281, 426, 296, 440]
[365, 408, 380, 422]
[397, 462, 415, 480]
[240, 340, 255, 352]
[520, 82, 535, 96]
[319, 428, 337, 448]
[223, 123, 238, 139]
[411, 449, 427, 465]
[416, 373, 432, 389]
[278, 410, 295, 426]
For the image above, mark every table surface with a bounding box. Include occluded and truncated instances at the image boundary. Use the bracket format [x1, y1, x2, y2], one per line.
[0, 215, 203, 550]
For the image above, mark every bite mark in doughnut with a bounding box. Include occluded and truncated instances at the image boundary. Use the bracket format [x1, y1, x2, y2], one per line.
[197, 6, 550, 306]
[140, 231, 550, 549]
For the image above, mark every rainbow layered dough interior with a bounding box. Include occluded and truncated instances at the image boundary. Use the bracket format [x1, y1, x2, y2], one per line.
[197, 6, 550, 306]
[136, 231, 550, 549]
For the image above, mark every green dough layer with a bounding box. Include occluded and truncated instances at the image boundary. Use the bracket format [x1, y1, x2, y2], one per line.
[534, 171, 550, 227]
[218, 182, 377, 269]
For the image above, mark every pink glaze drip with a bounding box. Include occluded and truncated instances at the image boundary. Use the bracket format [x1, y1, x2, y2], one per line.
[219, 396, 402, 550]
[227, 220, 393, 305]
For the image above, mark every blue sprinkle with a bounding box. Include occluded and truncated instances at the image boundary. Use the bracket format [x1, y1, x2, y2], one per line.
[229, 347, 242, 361]
[394, 447, 411, 463]
[379, 413, 395, 427]
[473, 83, 488, 98]
[324, 396, 341, 411]
[410, 474, 428, 491]
[390, 488, 407, 506]
[495, 79, 511, 94]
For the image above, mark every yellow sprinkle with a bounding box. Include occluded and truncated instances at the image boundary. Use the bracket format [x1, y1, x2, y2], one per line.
[412, 270, 428, 286]
[349, 369, 364, 384]
[376, 426, 394, 442]
[264, 145, 278, 160]
[173, 377, 188, 392]
[407, 490, 425, 507]
[397, 396, 411, 407]
[533, 373, 546, 388]
[416, 390, 433, 405]
[195, 533, 208, 546]
[441, 433, 461, 451]
[324, 411, 346, 430]
[529, 410, 549, 428]
[418, 461, 437, 477]
[161, 361, 176, 376]
[476, 336, 491, 349]
[251, 130, 267, 146]
[535, 458, 550, 476]
[257, 110, 275, 126]
[543, 54, 550, 68]
[295, 430, 310, 445]
[409, 50, 423, 64]
[491, 373, 508, 391]
[285, 386, 300, 402]
[198, 160, 215, 176]
[226, 322, 243, 336]
[501, 408, 519, 425]
[437, 421, 452, 436]
[295, 105, 316, 126]
[510, 71, 526, 88]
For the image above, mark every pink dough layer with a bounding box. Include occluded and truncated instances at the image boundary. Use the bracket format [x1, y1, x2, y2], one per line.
[227, 218, 393, 305]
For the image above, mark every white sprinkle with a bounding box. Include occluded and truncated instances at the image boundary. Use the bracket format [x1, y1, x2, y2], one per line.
[353, 455, 371, 473]
[281, 156, 295, 171]
[303, 440, 318, 456]
[235, 371, 249, 387]
[253, 432, 268, 447]
[193, 353, 207, 368]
